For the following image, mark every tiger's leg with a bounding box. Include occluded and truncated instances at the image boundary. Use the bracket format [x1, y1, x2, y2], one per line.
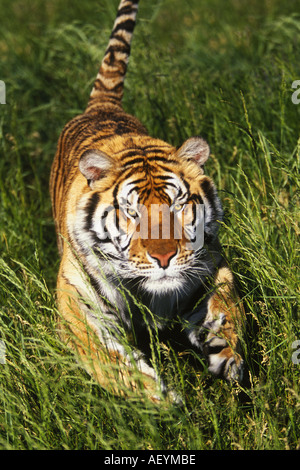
[201, 266, 244, 381]
[187, 266, 245, 382]
[56, 272, 177, 403]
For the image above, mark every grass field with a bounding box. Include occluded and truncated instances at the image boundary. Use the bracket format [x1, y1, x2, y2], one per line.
[0, 0, 299, 450]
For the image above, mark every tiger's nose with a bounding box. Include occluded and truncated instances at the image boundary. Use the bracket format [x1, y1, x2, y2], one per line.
[149, 250, 177, 269]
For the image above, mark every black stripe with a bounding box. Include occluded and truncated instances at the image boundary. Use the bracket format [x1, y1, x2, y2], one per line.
[125, 179, 147, 197]
[152, 163, 178, 173]
[123, 157, 145, 167]
[116, 4, 138, 18]
[85, 192, 100, 231]
[147, 156, 179, 164]
[181, 177, 190, 197]
[113, 181, 121, 208]
[201, 179, 217, 214]
[100, 205, 115, 220]
[139, 186, 152, 199]
[145, 148, 170, 155]
[128, 177, 147, 185]
[51, 137, 64, 210]
[105, 43, 130, 57]
[90, 230, 111, 245]
[161, 181, 178, 190]
[120, 150, 142, 159]
[89, 133, 116, 143]
[123, 167, 145, 181]
[154, 175, 172, 181]
[110, 33, 130, 47]
[143, 144, 171, 151]
[192, 202, 197, 226]
[94, 77, 123, 93]
[119, 237, 131, 252]
[112, 19, 135, 35]
[189, 193, 203, 204]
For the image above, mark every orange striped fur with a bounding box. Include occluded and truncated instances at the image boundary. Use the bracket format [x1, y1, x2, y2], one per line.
[50, 0, 245, 402]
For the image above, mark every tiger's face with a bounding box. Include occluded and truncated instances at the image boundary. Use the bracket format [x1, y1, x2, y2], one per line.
[73, 136, 223, 294]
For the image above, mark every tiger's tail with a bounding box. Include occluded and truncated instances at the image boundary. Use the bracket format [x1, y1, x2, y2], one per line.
[86, 0, 140, 113]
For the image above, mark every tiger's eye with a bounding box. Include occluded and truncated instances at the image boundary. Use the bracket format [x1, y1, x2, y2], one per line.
[174, 203, 185, 212]
[127, 208, 138, 217]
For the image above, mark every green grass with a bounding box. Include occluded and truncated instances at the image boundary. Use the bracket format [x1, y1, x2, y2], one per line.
[0, 0, 299, 450]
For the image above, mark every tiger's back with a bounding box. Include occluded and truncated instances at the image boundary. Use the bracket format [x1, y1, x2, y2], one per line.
[50, 0, 245, 403]
[50, 105, 148, 252]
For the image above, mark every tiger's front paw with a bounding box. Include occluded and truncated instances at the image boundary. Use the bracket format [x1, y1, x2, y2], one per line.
[200, 313, 244, 383]
[203, 337, 244, 382]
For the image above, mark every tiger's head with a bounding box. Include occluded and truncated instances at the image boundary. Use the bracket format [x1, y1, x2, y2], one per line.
[73, 135, 223, 295]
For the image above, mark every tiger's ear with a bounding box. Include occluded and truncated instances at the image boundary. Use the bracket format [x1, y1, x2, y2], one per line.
[79, 149, 113, 182]
[176, 137, 210, 166]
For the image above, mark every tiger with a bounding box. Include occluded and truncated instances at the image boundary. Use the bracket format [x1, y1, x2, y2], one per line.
[50, 0, 245, 403]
